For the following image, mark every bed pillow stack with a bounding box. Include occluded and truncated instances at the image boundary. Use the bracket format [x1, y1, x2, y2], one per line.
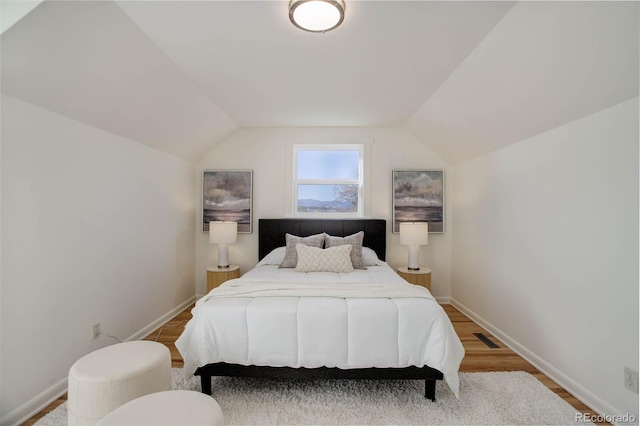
[259, 245, 379, 267]
[278, 231, 369, 271]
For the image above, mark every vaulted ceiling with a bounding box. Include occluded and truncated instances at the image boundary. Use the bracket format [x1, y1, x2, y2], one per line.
[1, 1, 638, 163]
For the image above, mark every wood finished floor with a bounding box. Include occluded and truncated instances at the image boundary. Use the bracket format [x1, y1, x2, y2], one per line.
[22, 304, 605, 425]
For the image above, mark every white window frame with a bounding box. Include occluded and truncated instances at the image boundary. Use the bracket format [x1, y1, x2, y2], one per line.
[292, 144, 366, 218]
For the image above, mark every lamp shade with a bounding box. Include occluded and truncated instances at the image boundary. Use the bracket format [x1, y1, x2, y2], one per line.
[399, 222, 429, 246]
[209, 221, 237, 244]
[289, 0, 345, 33]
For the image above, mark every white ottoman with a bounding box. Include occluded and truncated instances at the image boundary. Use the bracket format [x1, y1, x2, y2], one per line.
[68, 341, 172, 426]
[96, 390, 224, 425]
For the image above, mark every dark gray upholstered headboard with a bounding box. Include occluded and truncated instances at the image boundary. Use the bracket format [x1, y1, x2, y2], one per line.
[259, 219, 386, 261]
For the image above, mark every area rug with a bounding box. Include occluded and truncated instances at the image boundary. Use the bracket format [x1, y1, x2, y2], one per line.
[36, 369, 583, 425]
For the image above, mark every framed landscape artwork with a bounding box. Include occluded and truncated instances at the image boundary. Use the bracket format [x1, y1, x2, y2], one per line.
[202, 170, 253, 233]
[392, 170, 444, 233]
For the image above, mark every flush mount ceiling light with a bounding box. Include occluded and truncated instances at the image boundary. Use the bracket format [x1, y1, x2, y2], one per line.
[289, 0, 345, 33]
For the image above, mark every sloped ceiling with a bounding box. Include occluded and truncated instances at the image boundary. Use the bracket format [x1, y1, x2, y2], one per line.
[1, 1, 638, 163]
[407, 1, 640, 164]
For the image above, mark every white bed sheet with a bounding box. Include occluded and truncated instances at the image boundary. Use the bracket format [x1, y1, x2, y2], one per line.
[175, 262, 465, 397]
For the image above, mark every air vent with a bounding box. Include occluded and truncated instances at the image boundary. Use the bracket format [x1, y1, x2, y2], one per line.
[474, 333, 500, 348]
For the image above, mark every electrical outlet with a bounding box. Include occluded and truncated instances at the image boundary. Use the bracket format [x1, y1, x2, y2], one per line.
[624, 367, 638, 393]
[92, 322, 100, 340]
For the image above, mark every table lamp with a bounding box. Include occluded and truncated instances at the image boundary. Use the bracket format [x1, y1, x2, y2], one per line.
[399, 222, 429, 271]
[209, 221, 237, 268]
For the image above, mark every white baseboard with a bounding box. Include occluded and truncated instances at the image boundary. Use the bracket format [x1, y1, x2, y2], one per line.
[2, 376, 68, 426]
[2, 296, 196, 426]
[435, 296, 451, 304]
[450, 298, 620, 420]
[124, 296, 195, 342]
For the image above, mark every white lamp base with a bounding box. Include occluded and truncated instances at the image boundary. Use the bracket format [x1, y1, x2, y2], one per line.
[407, 245, 420, 270]
[217, 244, 230, 268]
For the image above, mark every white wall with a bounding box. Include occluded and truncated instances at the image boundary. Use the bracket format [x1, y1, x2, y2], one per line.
[0, 94, 196, 425]
[195, 127, 452, 299]
[452, 98, 639, 419]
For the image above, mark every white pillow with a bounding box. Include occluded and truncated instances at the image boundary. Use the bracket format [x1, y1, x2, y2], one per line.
[362, 247, 381, 266]
[256, 246, 286, 266]
[295, 244, 354, 273]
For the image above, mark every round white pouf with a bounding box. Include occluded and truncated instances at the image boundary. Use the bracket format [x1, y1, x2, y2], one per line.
[68, 341, 172, 426]
[96, 390, 224, 426]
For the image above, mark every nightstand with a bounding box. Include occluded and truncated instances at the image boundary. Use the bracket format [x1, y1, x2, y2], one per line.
[206, 265, 240, 292]
[397, 267, 432, 291]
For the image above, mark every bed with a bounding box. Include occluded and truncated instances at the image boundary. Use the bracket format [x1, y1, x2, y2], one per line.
[176, 219, 464, 401]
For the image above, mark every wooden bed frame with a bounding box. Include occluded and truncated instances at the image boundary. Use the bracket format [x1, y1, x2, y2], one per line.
[195, 218, 444, 400]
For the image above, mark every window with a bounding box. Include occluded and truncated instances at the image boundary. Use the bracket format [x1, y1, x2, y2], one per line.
[293, 144, 364, 217]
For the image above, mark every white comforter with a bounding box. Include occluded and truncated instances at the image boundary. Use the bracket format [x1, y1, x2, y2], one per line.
[175, 263, 465, 397]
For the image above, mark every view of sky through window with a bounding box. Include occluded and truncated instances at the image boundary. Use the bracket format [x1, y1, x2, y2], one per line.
[298, 184, 341, 201]
[295, 148, 361, 214]
[297, 150, 359, 179]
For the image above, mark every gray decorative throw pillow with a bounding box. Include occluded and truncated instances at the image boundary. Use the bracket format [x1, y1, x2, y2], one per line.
[279, 233, 326, 268]
[324, 231, 367, 269]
